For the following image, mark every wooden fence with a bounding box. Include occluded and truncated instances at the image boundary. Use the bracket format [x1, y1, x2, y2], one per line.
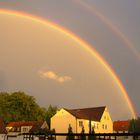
[22, 133, 140, 140]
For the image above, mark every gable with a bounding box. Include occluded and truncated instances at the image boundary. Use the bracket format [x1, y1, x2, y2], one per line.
[100, 107, 112, 122]
[41, 121, 49, 129]
[51, 108, 75, 119]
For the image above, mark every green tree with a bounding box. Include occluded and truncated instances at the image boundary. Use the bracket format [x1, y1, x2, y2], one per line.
[129, 117, 140, 133]
[45, 105, 58, 128]
[0, 91, 46, 123]
[0, 92, 11, 122]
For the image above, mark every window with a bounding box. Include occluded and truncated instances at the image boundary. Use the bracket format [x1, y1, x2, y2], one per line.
[104, 116, 106, 120]
[107, 116, 109, 120]
[93, 124, 96, 129]
[12, 127, 15, 132]
[17, 127, 20, 132]
[79, 121, 83, 127]
[105, 124, 107, 129]
[97, 124, 99, 129]
[22, 127, 29, 132]
[102, 124, 104, 129]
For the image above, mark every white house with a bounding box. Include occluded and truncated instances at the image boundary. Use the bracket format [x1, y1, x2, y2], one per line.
[113, 120, 130, 133]
[51, 106, 113, 134]
[6, 121, 48, 136]
[113, 120, 133, 140]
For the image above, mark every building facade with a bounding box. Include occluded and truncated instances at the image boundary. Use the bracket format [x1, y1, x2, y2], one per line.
[51, 106, 113, 134]
[6, 121, 48, 136]
[113, 120, 133, 140]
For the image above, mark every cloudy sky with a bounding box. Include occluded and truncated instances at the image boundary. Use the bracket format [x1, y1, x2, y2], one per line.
[0, 0, 140, 120]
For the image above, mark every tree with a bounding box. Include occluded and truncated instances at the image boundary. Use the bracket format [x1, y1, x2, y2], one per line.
[91, 127, 96, 140]
[0, 91, 46, 123]
[81, 126, 86, 140]
[66, 124, 74, 140]
[129, 117, 140, 133]
[45, 105, 58, 128]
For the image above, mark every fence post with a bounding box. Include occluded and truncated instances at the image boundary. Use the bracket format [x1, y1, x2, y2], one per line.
[103, 134, 105, 140]
[114, 135, 116, 140]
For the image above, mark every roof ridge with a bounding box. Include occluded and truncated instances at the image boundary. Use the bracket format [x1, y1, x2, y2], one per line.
[72, 106, 106, 110]
[64, 106, 106, 111]
[63, 106, 106, 122]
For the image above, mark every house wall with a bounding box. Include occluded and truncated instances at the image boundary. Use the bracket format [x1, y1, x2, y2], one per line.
[77, 119, 88, 133]
[21, 126, 32, 133]
[6, 125, 32, 136]
[41, 121, 49, 129]
[51, 107, 113, 135]
[51, 109, 76, 133]
[99, 107, 113, 133]
[76, 107, 113, 133]
[51, 109, 77, 140]
[0, 134, 6, 140]
[76, 119, 100, 133]
[6, 126, 12, 132]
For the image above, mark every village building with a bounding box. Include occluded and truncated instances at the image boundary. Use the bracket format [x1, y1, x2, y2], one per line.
[6, 121, 48, 136]
[51, 106, 113, 134]
[0, 117, 7, 140]
[113, 120, 132, 140]
[113, 120, 130, 133]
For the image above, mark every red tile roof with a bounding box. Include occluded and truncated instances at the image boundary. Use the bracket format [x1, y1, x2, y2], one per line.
[7, 121, 48, 133]
[113, 120, 130, 131]
[7, 121, 39, 127]
[65, 106, 106, 122]
[0, 117, 7, 134]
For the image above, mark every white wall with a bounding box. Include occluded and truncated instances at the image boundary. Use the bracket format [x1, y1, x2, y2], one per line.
[51, 109, 76, 133]
[0, 134, 6, 140]
[76, 108, 113, 133]
[51, 109, 76, 140]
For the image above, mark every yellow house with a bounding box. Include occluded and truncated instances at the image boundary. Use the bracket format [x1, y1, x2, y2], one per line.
[6, 121, 49, 136]
[51, 106, 113, 134]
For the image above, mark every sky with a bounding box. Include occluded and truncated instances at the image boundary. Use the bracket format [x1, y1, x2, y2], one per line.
[0, 0, 140, 120]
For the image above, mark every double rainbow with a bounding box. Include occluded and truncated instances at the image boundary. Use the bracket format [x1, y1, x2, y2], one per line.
[0, 9, 137, 119]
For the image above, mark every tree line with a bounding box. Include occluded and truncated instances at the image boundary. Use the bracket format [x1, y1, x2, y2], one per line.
[0, 91, 57, 127]
[0, 91, 140, 132]
[129, 117, 140, 133]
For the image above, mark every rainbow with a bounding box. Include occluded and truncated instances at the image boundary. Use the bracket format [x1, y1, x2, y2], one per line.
[0, 9, 137, 119]
[76, 0, 140, 61]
